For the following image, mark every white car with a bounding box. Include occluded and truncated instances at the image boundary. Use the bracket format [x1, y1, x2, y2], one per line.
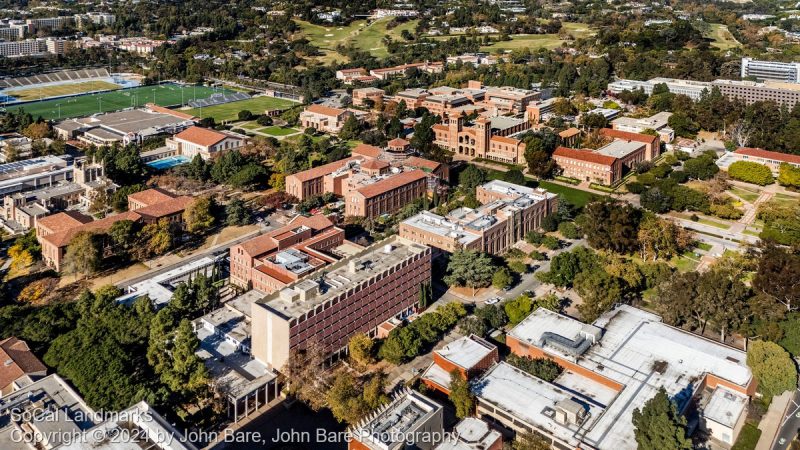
[486, 297, 501, 305]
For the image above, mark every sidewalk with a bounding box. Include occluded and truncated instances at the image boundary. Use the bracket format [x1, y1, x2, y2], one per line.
[757, 391, 793, 450]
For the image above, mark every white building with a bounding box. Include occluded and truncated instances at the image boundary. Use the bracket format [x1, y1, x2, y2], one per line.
[741, 57, 800, 83]
[166, 126, 246, 160]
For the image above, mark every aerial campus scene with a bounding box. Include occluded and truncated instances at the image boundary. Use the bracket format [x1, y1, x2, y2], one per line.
[0, 1, 799, 450]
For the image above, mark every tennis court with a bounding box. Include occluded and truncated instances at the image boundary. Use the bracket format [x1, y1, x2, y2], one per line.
[5, 84, 231, 120]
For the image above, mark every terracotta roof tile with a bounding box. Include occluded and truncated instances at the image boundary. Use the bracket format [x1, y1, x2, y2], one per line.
[361, 159, 390, 170]
[599, 128, 658, 146]
[0, 337, 46, 390]
[736, 147, 800, 165]
[388, 138, 410, 147]
[356, 169, 427, 198]
[287, 157, 360, 183]
[41, 211, 141, 248]
[173, 126, 230, 147]
[237, 215, 335, 258]
[36, 211, 92, 234]
[559, 127, 581, 138]
[128, 188, 175, 208]
[491, 135, 522, 145]
[352, 144, 381, 158]
[404, 156, 440, 171]
[553, 146, 618, 166]
[134, 196, 193, 219]
[305, 104, 346, 117]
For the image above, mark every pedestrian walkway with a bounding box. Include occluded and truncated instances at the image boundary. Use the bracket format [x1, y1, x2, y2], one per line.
[757, 391, 793, 450]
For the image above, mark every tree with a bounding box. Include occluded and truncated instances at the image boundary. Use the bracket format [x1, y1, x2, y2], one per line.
[503, 168, 526, 185]
[348, 333, 374, 368]
[458, 316, 488, 337]
[581, 201, 642, 254]
[747, 340, 797, 401]
[458, 165, 485, 191]
[379, 326, 422, 364]
[683, 154, 719, 180]
[506, 354, 563, 382]
[492, 267, 513, 290]
[575, 269, 625, 322]
[777, 163, 800, 189]
[326, 372, 367, 424]
[752, 244, 800, 312]
[63, 232, 101, 277]
[632, 388, 692, 450]
[476, 304, 508, 329]
[637, 215, 693, 261]
[504, 295, 533, 325]
[225, 198, 252, 226]
[580, 112, 608, 129]
[727, 161, 774, 186]
[448, 370, 474, 419]
[23, 122, 49, 140]
[238, 110, 253, 121]
[338, 115, 362, 141]
[444, 250, 497, 295]
[512, 433, 552, 450]
[667, 112, 699, 138]
[525, 149, 555, 178]
[137, 218, 175, 258]
[558, 222, 581, 239]
[184, 196, 215, 234]
[160, 319, 208, 395]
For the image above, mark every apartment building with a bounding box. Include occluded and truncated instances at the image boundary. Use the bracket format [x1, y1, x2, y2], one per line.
[483, 305, 755, 449]
[37, 188, 193, 271]
[421, 334, 499, 394]
[400, 180, 558, 254]
[299, 104, 358, 134]
[166, 126, 246, 160]
[741, 57, 800, 83]
[251, 235, 432, 370]
[611, 111, 675, 144]
[0, 39, 46, 57]
[229, 215, 347, 292]
[716, 147, 800, 174]
[348, 389, 444, 450]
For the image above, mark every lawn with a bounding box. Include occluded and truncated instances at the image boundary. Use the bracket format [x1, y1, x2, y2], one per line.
[538, 181, 600, 207]
[478, 23, 595, 52]
[698, 217, 732, 230]
[704, 23, 742, 51]
[185, 96, 299, 122]
[731, 422, 761, 450]
[696, 242, 713, 251]
[672, 253, 700, 272]
[295, 17, 419, 61]
[259, 126, 299, 136]
[6, 80, 121, 102]
[729, 187, 759, 203]
[6, 84, 229, 120]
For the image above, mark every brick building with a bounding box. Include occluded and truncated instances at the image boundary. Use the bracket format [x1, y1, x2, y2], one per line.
[228, 215, 346, 292]
[36, 188, 193, 271]
[552, 146, 622, 185]
[0, 337, 47, 397]
[400, 180, 557, 255]
[421, 334, 499, 394]
[251, 235, 432, 370]
[352, 87, 385, 107]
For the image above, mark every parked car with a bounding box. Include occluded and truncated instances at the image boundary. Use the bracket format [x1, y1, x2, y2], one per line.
[486, 297, 501, 305]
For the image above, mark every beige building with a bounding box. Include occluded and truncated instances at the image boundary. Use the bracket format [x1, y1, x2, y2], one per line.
[400, 180, 558, 255]
[299, 104, 356, 134]
[352, 87, 385, 107]
[166, 126, 245, 160]
[432, 113, 533, 164]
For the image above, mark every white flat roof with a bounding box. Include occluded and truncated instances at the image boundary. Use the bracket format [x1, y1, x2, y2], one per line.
[401, 211, 481, 246]
[474, 362, 605, 448]
[436, 335, 496, 370]
[704, 386, 748, 429]
[597, 140, 644, 158]
[434, 418, 501, 450]
[506, 305, 753, 449]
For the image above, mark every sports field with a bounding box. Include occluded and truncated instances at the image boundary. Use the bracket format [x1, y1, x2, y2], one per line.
[704, 23, 742, 51]
[185, 96, 299, 122]
[5, 84, 230, 120]
[6, 80, 121, 102]
[296, 17, 420, 63]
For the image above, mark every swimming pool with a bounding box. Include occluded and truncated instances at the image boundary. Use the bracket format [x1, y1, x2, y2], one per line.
[147, 155, 190, 170]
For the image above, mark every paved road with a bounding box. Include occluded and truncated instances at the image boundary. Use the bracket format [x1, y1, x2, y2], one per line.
[115, 218, 279, 289]
[772, 389, 800, 450]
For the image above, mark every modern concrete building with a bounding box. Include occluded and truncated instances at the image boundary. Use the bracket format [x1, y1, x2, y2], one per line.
[251, 235, 432, 370]
[611, 111, 674, 144]
[54, 106, 195, 146]
[166, 126, 245, 160]
[348, 389, 444, 450]
[433, 418, 502, 450]
[485, 305, 756, 449]
[0, 155, 74, 197]
[421, 334, 499, 394]
[0, 133, 33, 162]
[400, 180, 557, 255]
[608, 77, 800, 107]
[741, 57, 800, 83]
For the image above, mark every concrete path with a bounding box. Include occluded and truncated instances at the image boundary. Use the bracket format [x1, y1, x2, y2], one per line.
[757, 391, 794, 450]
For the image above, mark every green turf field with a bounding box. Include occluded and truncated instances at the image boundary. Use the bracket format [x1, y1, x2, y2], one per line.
[5, 84, 230, 120]
[259, 126, 299, 136]
[704, 24, 741, 51]
[6, 80, 122, 102]
[185, 96, 299, 122]
[475, 22, 595, 52]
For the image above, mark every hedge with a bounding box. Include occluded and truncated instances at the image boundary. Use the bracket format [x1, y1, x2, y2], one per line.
[727, 161, 774, 186]
[554, 175, 581, 185]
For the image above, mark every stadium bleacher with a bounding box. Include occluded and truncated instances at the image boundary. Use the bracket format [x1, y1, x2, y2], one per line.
[187, 91, 250, 108]
[0, 68, 111, 89]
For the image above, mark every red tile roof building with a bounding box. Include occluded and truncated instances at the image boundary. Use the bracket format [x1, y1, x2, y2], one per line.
[731, 147, 800, 172]
[299, 104, 356, 134]
[229, 215, 347, 292]
[0, 337, 47, 396]
[36, 188, 193, 271]
[553, 146, 622, 185]
[166, 126, 245, 160]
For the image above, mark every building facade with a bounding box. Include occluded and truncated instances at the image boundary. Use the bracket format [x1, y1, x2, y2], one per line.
[166, 126, 246, 160]
[741, 57, 800, 83]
